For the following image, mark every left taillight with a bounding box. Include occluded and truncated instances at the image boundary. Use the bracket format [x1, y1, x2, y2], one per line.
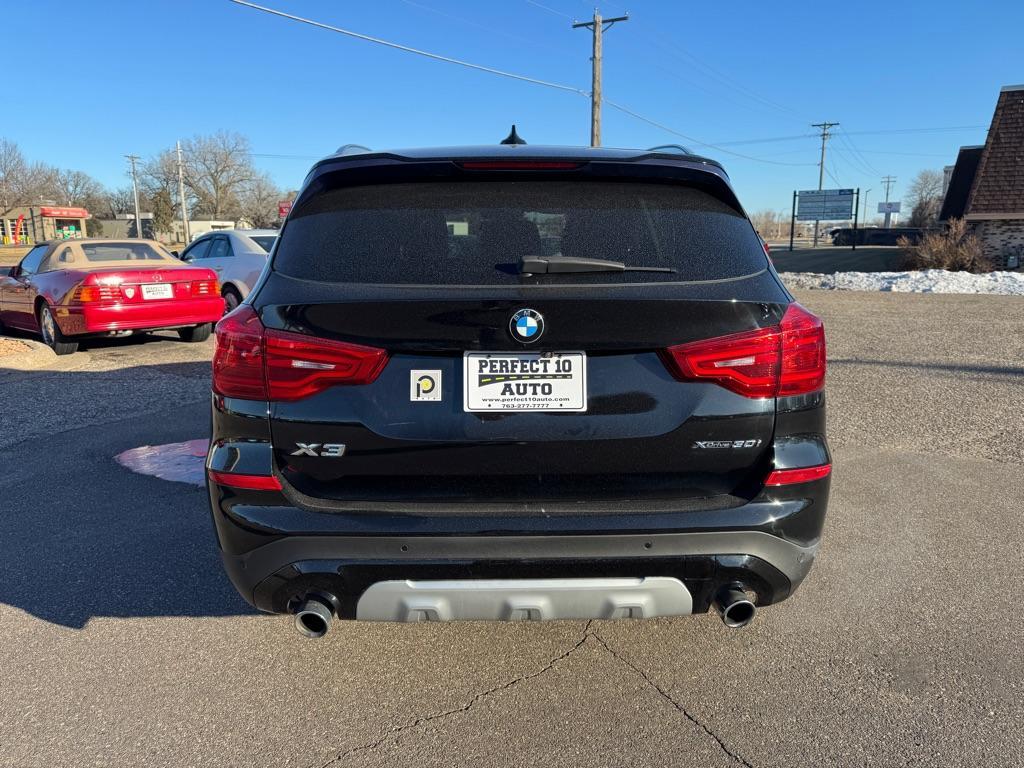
[72, 284, 121, 303]
[660, 303, 826, 398]
[213, 306, 267, 399]
[213, 306, 389, 401]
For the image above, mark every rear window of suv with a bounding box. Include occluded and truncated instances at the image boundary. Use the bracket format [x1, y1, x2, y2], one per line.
[273, 180, 767, 285]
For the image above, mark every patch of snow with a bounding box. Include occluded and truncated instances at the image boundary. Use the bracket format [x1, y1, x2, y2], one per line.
[780, 269, 1024, 296]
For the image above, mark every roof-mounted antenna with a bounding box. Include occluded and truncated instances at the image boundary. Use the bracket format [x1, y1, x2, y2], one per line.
[335, 144, 372, 156]
[500, 125, 527, 145]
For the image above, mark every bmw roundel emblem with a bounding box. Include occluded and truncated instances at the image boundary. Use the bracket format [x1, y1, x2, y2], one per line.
[510, 308, 544, 343]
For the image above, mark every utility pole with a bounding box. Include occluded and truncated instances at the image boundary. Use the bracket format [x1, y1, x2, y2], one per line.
[176, 141, 190, 245]
[573, 10, 628, 147]
[862, 188, 872, 226]
[881, 175, 897, 228]
[810, 121, 839, 247]
[126, 154, 142, 239]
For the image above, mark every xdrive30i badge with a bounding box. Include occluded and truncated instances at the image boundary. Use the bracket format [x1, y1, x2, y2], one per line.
[692, 439, 763, 449]
[510, 308, 544, 344]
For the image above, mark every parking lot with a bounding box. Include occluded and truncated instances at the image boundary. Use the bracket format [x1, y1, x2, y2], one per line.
[2, 289, 1022, 767]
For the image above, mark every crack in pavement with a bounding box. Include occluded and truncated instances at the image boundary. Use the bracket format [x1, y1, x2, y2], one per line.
[590, 631, 755, 768]
[312, 620, 594, 768]
[308, 621, 755, 768]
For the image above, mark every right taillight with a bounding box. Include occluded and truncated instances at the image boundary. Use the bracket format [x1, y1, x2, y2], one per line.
[212, 306, 389, 401]
[777, 303, 826, 396]
[661, 303, 825, 398]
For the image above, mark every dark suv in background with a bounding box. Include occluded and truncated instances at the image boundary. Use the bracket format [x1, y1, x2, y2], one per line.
[206, 140, 830, 637]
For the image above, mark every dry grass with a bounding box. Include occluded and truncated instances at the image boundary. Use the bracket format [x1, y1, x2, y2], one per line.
[899, 218, 991, 273]
[0, 337, 30, 356]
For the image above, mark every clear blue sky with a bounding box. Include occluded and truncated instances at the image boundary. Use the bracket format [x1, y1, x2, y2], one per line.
[6, 0, 1022, 213]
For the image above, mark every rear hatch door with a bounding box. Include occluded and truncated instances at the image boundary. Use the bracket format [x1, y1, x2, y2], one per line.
[262, 172, 786, 507]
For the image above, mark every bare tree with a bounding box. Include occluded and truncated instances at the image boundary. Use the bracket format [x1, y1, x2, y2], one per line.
[54, 169, 104, 207]
[907, 169, 944, 228]
[182, 131, 256, 219]
[105, 186, 137, 216]
[0, 138, 28, 210]
[749, 209, 778, 238]
[0, 138, 61, 210]
[237, 173, 282, 229]
[141, 150, 179, 202]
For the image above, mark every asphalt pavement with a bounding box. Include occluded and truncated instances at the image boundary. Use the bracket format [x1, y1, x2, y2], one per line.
[1, 291, 1023, 767]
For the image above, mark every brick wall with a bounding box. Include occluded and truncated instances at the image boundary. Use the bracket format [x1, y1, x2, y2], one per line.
[974, 219, 1024, 269]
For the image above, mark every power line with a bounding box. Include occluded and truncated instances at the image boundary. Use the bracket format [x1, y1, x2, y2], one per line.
[523, 0, 572, 19]
[715, 133, 817, 146]
[835, 130, 880, 177]
[833, 148, 951, 158]
[230, 1, 818, 167]
[601, 99, 817, 166]
[228, 0, 588, 97]
[402, 0, 568, 57]
[627, 21, 811, 124]
[843, 125, 986, 136]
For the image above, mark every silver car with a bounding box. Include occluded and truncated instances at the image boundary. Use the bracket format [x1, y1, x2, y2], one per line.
[177, 229, 277, 312]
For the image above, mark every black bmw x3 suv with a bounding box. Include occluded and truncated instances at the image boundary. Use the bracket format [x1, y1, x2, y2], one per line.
[207, 140, 830, 637]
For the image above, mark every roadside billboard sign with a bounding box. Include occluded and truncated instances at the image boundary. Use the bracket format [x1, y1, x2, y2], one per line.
[278, 200, 293, 218]
[877, 201, 901, 213]
[796, 189, 855, 221]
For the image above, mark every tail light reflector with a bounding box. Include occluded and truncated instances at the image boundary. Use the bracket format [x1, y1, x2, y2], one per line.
[73, 284, 122, 303]
[765, 464, 831, 486]
[213, 306, 389, 401]
[191, 279, 219, 296]
[208, 469, 282, 491]
[660, 303, 825, 398]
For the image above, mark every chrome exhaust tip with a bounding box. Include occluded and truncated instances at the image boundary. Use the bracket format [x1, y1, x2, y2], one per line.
[713, 586, 756, 629]
[293, 596, 334, 638]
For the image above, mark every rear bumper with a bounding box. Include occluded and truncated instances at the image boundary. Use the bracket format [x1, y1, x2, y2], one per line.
[218, 528, 819, 617]
[209, 459, 828, 617]
[58, 298, 224, 335]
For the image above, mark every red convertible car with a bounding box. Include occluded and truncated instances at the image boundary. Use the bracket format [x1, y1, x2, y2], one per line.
[0, 239, 224, 355]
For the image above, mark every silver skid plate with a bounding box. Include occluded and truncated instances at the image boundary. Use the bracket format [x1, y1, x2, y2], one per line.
[355, 577, 693, 622]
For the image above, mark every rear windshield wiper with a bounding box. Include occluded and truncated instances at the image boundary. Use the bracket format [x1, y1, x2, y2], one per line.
[519, 256, 675, 274]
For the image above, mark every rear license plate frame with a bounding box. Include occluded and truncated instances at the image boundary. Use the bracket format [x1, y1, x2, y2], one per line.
[141, 283, 174, 300]
[463, 351, 587, 413]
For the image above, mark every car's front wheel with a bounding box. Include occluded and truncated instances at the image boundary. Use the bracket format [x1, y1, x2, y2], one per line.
[38, 304, 78, 355]
[178, 323, 212, 343]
